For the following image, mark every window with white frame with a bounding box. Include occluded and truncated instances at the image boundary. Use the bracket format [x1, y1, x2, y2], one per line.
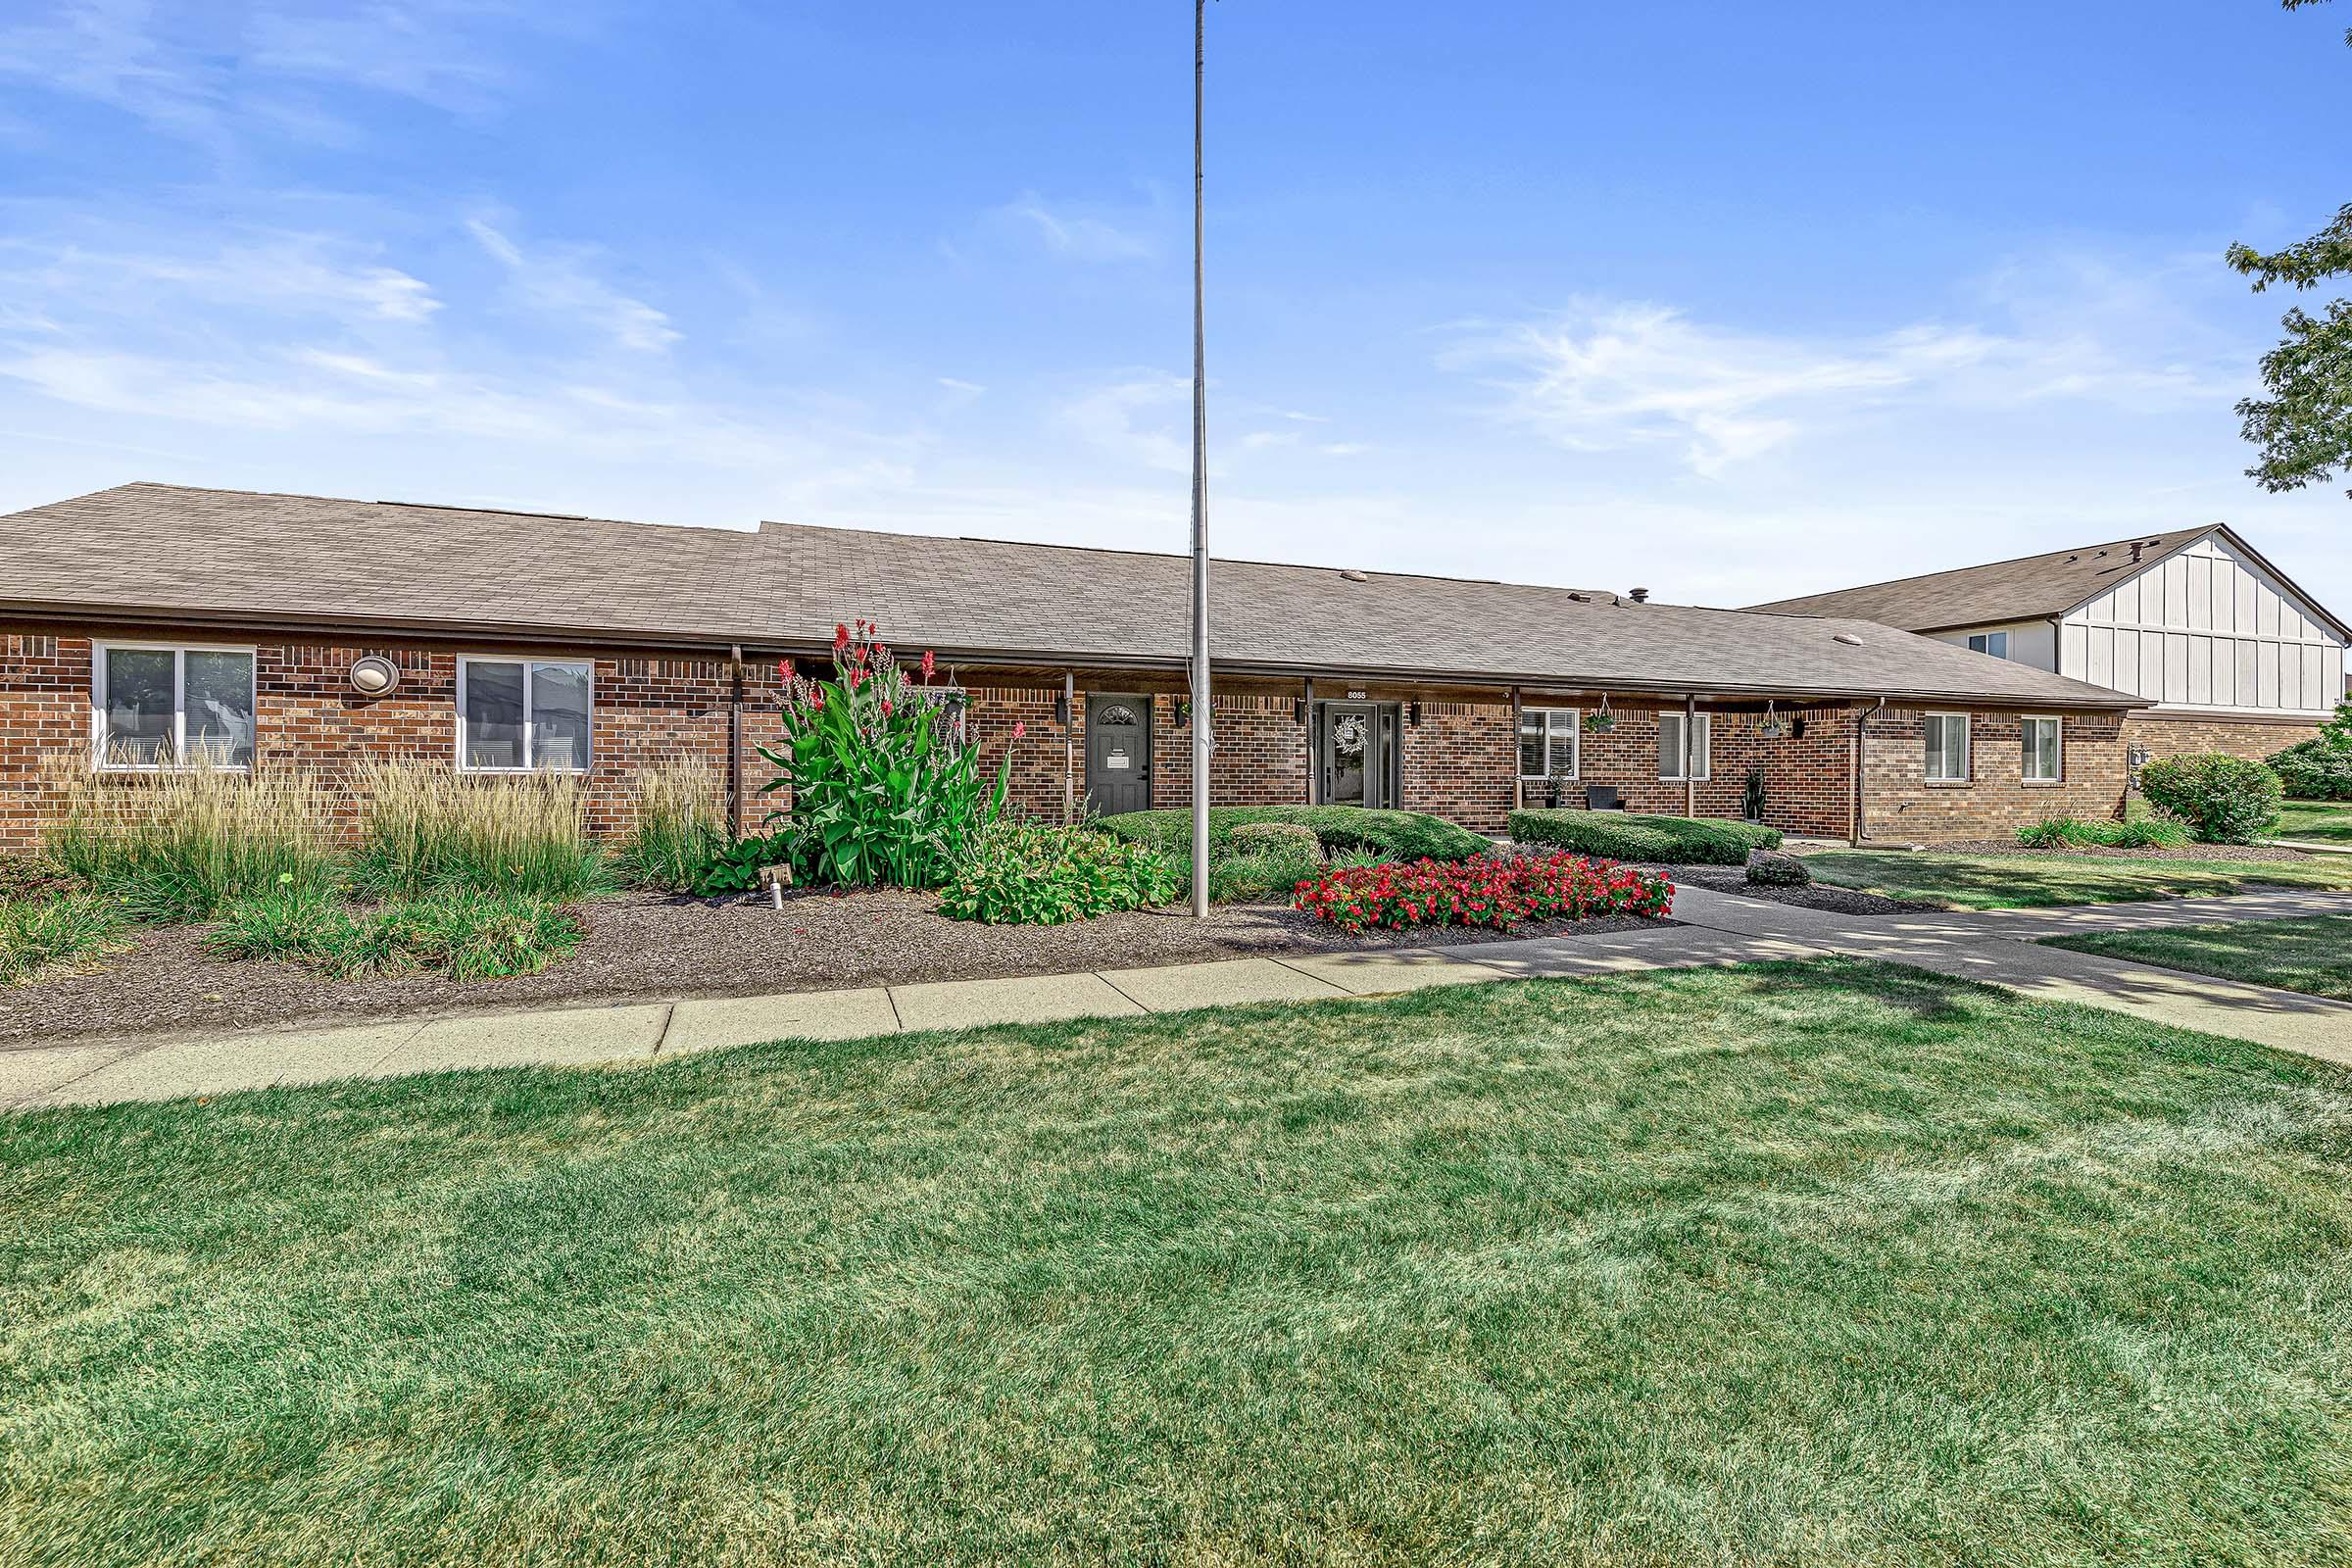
[459, 658, 593, 771]
[1658, 710, 1710, 781]
[2021, 715, 2062, 782]
[1924, 711, 1972, 782]
[1518, 707, 1579, 779]
[92, 643, 255, 768]
[1967, 631, 2011, 660]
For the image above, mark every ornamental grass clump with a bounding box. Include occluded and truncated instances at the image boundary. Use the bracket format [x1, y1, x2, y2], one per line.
[0, 894, 128, 986]
[39, 752, 341, 921]
[348, 759, 607, 901]
[206, 881, 580, 980]
[1294, 852, 1674, 933]
[618, 760, 729, 893]
[760, 622, 1010, 888]
[938, 820, 1179, 925]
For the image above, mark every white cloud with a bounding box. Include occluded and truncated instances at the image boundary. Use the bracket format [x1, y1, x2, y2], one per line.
[1056, 374, 1191, 472]
[999, 193, 1158, 264]
[466, 217, 679, 353]
[1458, 283, 2234, 478]
[6, 234, 442, 325]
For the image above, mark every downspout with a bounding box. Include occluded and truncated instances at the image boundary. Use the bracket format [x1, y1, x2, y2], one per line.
[1684, 694, 1696, 817]
[727, 644, 745, 839]
[1854, 698, 1885, 845]
[1063, 670, 1076, 824]
[1302, 676, 1315, 803]
[1511, 685, 1524, 812]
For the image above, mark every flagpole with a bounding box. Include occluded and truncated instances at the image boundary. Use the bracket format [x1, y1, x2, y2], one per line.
[1188, 0, 1212, 918]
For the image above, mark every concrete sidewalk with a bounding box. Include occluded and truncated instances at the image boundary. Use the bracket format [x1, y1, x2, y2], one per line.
[6, 888, 2350, 1110]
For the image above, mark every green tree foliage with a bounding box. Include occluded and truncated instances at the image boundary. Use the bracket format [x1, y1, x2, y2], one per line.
[2227, 2, 2352, 496]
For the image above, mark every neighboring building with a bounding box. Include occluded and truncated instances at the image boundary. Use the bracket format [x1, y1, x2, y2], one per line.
[1, 484, 2151, 851]
[1749, 526, 2350, 764]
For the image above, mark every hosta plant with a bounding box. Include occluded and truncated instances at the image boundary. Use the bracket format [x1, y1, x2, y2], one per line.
[760, 623, 1012, 888]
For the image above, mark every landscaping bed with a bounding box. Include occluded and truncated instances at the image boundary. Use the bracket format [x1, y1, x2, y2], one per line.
[0, 888, 1672, 1047]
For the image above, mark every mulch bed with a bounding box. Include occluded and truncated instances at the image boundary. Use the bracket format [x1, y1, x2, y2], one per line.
[0, 889, 1673, 1050]
[1923, 839, 2324, 863]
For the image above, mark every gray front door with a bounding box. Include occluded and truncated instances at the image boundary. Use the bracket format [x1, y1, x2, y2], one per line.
[1085, 694, 1152, 816]
[1316, 701, 1397, 809]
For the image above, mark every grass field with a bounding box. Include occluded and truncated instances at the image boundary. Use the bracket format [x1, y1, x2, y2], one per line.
[2045, 912, 2352, 1002]
[1802, 848, 2352, 909]
[2277, 800, 2352, 848]
[5, 959, 2351, 1566]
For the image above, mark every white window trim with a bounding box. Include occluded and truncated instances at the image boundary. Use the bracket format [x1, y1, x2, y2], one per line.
[1925, 710, 1972, 784]
[89, 640, 259, 772]
[1518, 706, 1581, 780]
[2021, 714, 2063, 784]
[456, 656, 596, 774]
[1659, 710, 1711, 782]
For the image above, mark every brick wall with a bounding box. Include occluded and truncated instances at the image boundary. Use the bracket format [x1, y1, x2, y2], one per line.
[1518, 704, 1859, 839]
[1149, 691, 1310, 813]
[1400, 700, 1515, 836]
[1861, 707, 2128, 842]
[2121, 711, 2325, 765]
[0, 625, 789, 853]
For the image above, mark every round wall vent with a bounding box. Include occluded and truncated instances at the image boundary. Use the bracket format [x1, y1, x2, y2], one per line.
[350, 655, 401, 696]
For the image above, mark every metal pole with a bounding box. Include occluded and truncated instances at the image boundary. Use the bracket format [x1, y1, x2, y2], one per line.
[1189, 0, 1212, 917]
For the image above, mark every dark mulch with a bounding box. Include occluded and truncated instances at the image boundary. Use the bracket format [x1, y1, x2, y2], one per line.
[1646, 862, 1939, 915]
[1931, 839, 2322, 863]
[0, 890, 1672, 1050]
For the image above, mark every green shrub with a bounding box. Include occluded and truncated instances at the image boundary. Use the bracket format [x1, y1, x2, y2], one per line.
[2017, 813, 2194, 851]
[0, 895, 128, 986]
[206, 884, 580, 980]
[618, 760, 729, 892]
[2107, 815, 2192, 849]
[760, 626, 1008, 889]
[39, 755, 341, 922]
[371, 888, 582, 980]
[690, 831, 798, 897]
[938, 821, 1179, 925]
[1744, 851, 1812, 887]
[348, 760, 608, 902]
[1507, 810, 1782, 866]
[1227, 821, 1322, 856]
[2269, 738, 2352, 802]
[2137, 754, 2283, 845]
[1099, 807, 1488, 863]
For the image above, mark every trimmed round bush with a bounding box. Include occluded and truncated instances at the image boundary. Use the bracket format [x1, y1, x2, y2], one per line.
[1227, 821, 1323, 857]
[1744, 851, 1812, 887]
[1098, 807, 1489, 864]
[2136, 753, 2282, 846]
[2268, 738, 2352, 802]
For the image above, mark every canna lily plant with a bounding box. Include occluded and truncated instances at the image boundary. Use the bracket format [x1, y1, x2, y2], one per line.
[758, 621, 1014, 888]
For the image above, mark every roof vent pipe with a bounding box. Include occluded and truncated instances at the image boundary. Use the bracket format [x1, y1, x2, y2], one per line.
[2129, 542, 2144, 564]
[1627, 587, 1649, 604]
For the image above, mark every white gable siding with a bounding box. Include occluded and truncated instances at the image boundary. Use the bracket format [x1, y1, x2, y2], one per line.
[1928, 620, 2058, 671]
[2058, 533, 2345, 714]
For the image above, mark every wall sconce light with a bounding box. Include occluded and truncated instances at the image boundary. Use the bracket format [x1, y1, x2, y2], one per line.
[1054, 693, 1070, 726]
[1407, 701, 1423, 727]
[1293, 696, 1308, 725]
[1790, 715, 1807, 739]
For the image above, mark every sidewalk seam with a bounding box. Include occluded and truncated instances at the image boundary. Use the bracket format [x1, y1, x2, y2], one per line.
[1096, 972, 1155, 1012]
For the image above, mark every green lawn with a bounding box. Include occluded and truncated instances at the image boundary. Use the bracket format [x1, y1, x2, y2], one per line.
[1803, 848, 2352, 909]
[6, 960, 2352, 1566]
[2277, 800, 2352, 848]
[2045, 913, 2352, 1002]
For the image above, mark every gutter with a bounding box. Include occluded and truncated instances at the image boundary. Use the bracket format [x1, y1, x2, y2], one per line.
[2, 603, 2145, 711]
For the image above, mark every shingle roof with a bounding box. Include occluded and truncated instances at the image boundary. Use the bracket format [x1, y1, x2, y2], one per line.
[1743, 528, 2221, 630]
[0, 482, 2141, 709]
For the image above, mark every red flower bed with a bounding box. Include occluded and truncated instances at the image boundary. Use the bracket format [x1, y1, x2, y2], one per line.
[1292, 852, 1674, 932]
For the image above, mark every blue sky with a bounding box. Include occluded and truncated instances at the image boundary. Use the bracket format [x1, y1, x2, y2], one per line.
[3, 0, 2347, 615]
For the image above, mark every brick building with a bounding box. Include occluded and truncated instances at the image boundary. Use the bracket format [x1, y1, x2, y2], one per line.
[1750, 525, 2349, 769]
[2, 484, 2154, 852]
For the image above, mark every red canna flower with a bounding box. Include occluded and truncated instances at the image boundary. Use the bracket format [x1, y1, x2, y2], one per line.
[777, 657, 794, 682]
[920, 650, 936, 681]
[834, 623, 850, 649]
[1011, 720, 1026, 739]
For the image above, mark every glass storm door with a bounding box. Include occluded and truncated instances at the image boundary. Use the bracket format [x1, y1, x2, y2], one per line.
[1085, 694, 1152, 816]
[1317, 710, 1383, 817]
